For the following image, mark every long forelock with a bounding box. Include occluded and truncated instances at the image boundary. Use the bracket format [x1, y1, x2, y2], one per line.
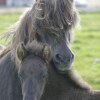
[12, 0, 78, 45]
[34, 0, 77, 33]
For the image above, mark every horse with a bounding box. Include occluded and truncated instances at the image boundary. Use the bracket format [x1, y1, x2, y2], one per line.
[1, 0, 98, 96]
[0, 0, 79, 72]
[0, 41, 51, 100]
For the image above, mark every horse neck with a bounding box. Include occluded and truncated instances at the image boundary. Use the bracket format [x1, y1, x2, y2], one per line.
[46, 64, 77, 92]
[42, 64, 100, 100]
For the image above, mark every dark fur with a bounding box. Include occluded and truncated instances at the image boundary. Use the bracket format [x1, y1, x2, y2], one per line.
[0, 43, 100, 100]
[0, 42, 51, 100]
[0, 53, 100, 100]
[0, 0, 79, 72]
[0, 0, 98, 95]
[0, 52, 22, 100]
[41, 63, 100, 100]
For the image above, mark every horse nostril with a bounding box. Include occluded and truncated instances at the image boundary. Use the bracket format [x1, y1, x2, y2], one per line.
[55, 54, 64, 62]
[55, 53, 74, 63]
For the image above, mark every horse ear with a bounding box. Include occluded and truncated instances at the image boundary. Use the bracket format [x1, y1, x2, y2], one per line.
[42, 45, 52, 63]
[16, 42, 27, 62]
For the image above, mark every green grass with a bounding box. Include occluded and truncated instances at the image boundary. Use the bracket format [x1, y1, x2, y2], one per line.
[0, 12, 100, 89]
[0, 13, 20, 44]
[72, 12, 100, 89]
[0, 13, 20, 33]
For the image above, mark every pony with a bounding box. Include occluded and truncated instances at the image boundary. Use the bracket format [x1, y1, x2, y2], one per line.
[0, 41, 51, 100]
[0, 0, 79, 72]
[1, 1, 99, 98]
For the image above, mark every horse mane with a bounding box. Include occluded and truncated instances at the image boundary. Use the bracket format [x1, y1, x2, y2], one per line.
[0, 46, 11, 58]
[0, 0, 79, 58]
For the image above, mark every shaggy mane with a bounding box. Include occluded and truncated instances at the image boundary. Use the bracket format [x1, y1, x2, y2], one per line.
[0, 0, 79, 58]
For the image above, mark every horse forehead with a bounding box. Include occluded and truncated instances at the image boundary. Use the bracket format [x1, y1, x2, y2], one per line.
[21, 56, 46, 70]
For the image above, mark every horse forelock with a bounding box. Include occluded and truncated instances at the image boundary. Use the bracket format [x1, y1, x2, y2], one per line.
[12, 0, 78, 44]
[33, 0, 78, 33]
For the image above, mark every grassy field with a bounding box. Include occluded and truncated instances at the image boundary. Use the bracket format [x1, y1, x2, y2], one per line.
[0, 12, 100, 89]
[73, 12, 100, 89]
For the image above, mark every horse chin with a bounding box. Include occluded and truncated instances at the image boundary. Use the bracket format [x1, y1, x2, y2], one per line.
[53, 62, 72, 73]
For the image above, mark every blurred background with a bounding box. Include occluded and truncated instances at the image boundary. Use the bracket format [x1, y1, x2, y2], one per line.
[0, 0, 100, 11]
[0, 0, 100, 89]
